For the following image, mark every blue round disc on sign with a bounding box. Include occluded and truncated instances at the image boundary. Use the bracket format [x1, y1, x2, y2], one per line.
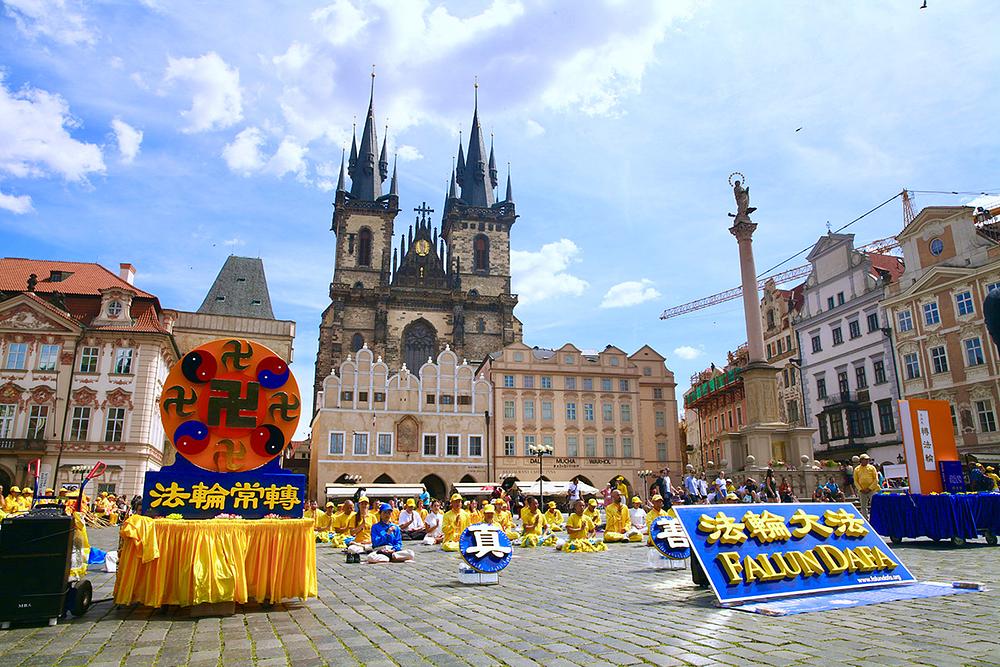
[459, 523, 513, 573]
[651, 516, 691, 560]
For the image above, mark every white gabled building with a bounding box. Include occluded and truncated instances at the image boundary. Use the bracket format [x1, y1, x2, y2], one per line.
[795, 234, 906, 463]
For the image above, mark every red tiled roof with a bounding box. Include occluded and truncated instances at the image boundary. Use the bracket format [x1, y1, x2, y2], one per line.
[0, 258, 154, 299]
[867, 254, 905, 282]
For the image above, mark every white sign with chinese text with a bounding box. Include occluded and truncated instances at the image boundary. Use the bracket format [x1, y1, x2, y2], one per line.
[917, 410, 935, 471]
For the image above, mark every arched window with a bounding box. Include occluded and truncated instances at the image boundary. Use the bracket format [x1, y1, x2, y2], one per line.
[473, 234, 489, 272]
[402, 320, 437, 372]
[766, 309, 776, 329]
[351, 333, 364, 352]
[358, 228, 373, 267]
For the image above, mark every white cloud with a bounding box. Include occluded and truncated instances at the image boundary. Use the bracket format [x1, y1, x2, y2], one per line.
[109, 56, 124, 70]
[511, 239, 588, 305]
[222, 127, 265, 175]
[311, 0, 370, 46]
[266, 137, 308, 178]
[600, 279, 661, 309]
[396, 144, 422, 161]
[223, 237, 245, 247]
[111, 118, 143, 164]
[673, 345, 704, 361]
[524, 119, 545, 137]
[164, 52, 243, 133]
[3, 0, 96, 45]
[0, 190, 33, 214]
[0, 73, 105, 182]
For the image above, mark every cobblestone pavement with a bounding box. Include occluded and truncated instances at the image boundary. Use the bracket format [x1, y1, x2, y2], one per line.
[0, 527, 997, 667]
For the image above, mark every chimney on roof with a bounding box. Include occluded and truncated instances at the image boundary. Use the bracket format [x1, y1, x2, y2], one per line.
[119, 263, 136, 285]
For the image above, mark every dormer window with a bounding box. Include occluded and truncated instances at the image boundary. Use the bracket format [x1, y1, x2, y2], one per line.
[236, 277, 247, 283]
[107, 300, 123, 318]
[251, 299, 262, 306]
[215, 296, 226, 302]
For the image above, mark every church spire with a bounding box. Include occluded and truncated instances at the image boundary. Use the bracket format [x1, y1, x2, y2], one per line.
[504, 163, 513, 203]
[456, 133, 465, 189]
[448, 165, 458, 199]
[488, 132, 498, 189]
[349, 69, 385, 201]
[459, 79, 495, 207]
[336, 148, 346, 192]
[379, 129, 389, 182]
[389, 155, 398, 196]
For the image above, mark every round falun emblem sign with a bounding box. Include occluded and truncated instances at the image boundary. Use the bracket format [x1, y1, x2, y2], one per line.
[651, 516, 692, 560]
[459, 524, 514, 573]
[159, 338, 301, 473]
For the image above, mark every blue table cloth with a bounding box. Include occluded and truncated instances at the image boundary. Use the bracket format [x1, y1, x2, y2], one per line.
[869, 492, 995, 541]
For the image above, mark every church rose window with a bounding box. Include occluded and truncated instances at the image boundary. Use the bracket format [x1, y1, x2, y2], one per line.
[403, 320, 437, 372]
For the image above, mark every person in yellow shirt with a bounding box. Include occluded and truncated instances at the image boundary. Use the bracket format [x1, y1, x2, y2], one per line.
[389, 500, 401, 524]
[645, 495, 671, 545]
[615, 476, 629, 498]
[558, 500, 607, 553]
[330, 500, 353, 548]
[853, 454, 881, 518]
[493, 498, 520, 541]
[543, 501, 564, 531]
[4, 486, 20, 513]
[19, 487, 33, 512]
[603, 490, 635, 543]
[986, 467, 1000, 491]
[468, 499, 484, 524]
[442, 494, 472, 552]
[314, 502, 336, 542]
[584, 498, 602, 529]
[519, 496, 555, 547]
[349, 497, 376, 550]
[416, 498, 429, 521]
[303, 500, 318, 522]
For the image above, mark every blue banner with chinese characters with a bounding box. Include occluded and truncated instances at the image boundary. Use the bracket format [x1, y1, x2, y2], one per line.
[142, 457, 306, 519]
[673, 503, 916, 605]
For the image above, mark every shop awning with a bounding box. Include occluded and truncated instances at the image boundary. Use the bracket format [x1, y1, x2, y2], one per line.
[452, 482, 501, 496]
[324, 483, 425, 499]
[513, 480, 599, 497]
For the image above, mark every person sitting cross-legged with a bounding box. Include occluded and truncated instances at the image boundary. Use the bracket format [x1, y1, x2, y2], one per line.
[367, 503, 415, 563]
[314, 501, 336, 543]
[543, 501, 565, 532]
[442, 494, 471, 552]
[603, 490, 641, 543]
[422, 500, 444, 546]
[645, 495, 671, 545]
[518, 496, 555, 547]
[345, 496, 376, 555]
[398, 498, 427, 540]
[493, 497, 520, 541]
[557, 500, 607, 553]
[584, 497, 603, 530]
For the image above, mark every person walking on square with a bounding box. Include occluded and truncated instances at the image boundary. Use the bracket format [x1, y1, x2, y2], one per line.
[853, 454, 880, 518]
[567, 476, 581, 511]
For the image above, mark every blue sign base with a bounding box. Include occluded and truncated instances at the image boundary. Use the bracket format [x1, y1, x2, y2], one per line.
[142, 457, 306, 519]
[732, 582, 979, 616]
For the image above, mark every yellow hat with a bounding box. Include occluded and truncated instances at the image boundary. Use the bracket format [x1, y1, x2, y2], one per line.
[10, 486, 20, 493]
[451, 493, 463, 501]
[325, 501, 335, 507]
[358, 496, 369, 503]
[631, 496, 641, 504]
[547, 501, 556, 508]
[988, 466, 996, 472]
[22, 488, 32, 495]
[588, 498, 597, 506]
[651, 494, 663, 501]
[483, 504, 495, 513]
[100, 491, 107, 496]
[44, 488, 54, 495]
[405, 498, 416, 507]
[726, 493, 739, 501]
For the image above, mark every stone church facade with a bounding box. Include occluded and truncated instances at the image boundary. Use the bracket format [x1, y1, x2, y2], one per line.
[313, 83, 522, 404]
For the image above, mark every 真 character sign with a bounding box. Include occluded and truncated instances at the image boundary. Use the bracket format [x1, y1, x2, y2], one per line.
[460, 524, 513, 573]
[160, 339, 301, 473]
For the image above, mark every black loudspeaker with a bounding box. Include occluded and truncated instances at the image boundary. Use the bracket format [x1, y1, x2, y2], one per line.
[984, 288, 1000, 350]
[0, 510, 74, 624]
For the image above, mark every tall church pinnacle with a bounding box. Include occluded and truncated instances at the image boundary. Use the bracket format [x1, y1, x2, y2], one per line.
[504, 163, 513, 203]
[488, 133, 498, 190]
[349, 69, 385, 200]
[336, 148, 346, 192]
[389, 155, 398, 196]
[459, 80, 495, 207]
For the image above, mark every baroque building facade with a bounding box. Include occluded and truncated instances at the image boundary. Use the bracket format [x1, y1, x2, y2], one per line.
[684, 346, 749, 470]
[0, 259, 178, 497]
[795, 233, 905, 463]
[313, 84, 522, 405]
[480, 342, 680, 498]
[760, 279, 805, 427]
[882, 205, 1000, 457]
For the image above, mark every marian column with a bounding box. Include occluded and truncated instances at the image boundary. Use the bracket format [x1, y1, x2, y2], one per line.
[728, 177, 779, 426]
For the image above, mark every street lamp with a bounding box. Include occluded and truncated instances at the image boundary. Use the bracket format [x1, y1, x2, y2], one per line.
[638, 469, 654, 503]
[528, 443, 554, 507]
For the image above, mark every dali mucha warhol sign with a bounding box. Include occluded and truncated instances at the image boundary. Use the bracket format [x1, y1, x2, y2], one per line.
[673, 503, 915, 604]
[142, 338, 305, 519]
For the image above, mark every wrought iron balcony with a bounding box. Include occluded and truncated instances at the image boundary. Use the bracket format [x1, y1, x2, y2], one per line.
[823, 390, 870, 407]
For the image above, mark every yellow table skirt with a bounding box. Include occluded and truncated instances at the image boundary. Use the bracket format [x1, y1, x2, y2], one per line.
[113, 516, 317, 607]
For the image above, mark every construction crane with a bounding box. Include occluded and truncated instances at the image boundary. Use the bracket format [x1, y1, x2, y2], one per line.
[659, 234, 901, 321]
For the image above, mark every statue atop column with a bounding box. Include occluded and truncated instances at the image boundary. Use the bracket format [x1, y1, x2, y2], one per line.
[729, 172, 756, 222]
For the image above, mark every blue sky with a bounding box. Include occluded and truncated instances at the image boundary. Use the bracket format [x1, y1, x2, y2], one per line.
[2, 1, 999, 435]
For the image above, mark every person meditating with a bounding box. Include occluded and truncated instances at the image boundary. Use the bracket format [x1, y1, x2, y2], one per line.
[629, 496, 647, 536]
[368, 503, 415, 563]
[519, 496, 554, 547]
[558, 499, 607, 553]
[645, 494, 671, 545]
[584, 498, 602, 530]
[398, 498, 426, 540]
[468, 499, 484, 524]
[603, 490, 639, 543]
[314, 501, 336, 542]
[442, 494, 471, 552]
[346, 496, 376, 553]
[493, 498, 520, 541]
[422, 500, 444, 545]
[543, 501, 564, 532]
